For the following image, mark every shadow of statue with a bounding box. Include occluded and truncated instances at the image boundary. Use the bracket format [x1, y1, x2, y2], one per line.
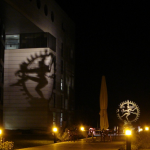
[10, 51, 55, 100]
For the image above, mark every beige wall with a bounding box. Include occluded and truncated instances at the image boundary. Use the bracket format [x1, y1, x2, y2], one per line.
[4, 48, 54, 129]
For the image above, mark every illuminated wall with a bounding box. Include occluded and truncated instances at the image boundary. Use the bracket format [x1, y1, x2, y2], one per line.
[4, 48, 55, 129]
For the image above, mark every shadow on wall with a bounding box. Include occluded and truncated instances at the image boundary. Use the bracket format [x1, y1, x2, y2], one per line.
[10, 49, 55, 100]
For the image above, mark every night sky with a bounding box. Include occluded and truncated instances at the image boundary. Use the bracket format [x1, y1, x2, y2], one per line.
[55, 1, 150, 128]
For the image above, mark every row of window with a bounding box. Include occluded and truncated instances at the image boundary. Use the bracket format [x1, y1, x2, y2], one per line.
[60, 77, 74, 92]
[5, 33, 56, 51]
[50, 93, 68, 110]
[29, 0, 67, 31]
[53, 112, 64, 127]
[29, 0, 54, 22]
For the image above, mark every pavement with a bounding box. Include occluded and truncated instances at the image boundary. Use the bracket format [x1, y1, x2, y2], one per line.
[16, 138, 126, 150]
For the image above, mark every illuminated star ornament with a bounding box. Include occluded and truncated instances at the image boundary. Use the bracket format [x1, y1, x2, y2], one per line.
[116, 100, 140, 123]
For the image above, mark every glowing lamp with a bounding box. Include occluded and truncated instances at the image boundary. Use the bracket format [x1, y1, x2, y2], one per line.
[0, 129, 2, 135]
[53, 127, 57, 132]
[125, 129, 132, 136]
[139, 128, 143, 132]
[80, 126, 84, 131]
[145, 126, 149, 131]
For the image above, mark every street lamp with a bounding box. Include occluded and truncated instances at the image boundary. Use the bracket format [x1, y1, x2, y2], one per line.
[145, 126, 149, 131]
[0, 129, 2, 135]
[125, 129, 132, 150]
[80, 126, 85, 131]
[80, 126, 90, 142]
[52, 127, 58, 143]
[125, 129, 132, 136]
[0, 129, 2, 142]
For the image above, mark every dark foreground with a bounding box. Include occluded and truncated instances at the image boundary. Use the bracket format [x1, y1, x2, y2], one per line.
[3, 131, 54, 150]
[3, 130, 126, 150]
[16, 138, 125, 150]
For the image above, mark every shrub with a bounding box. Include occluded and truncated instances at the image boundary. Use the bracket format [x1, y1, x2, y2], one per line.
[120, 131, 150, 150]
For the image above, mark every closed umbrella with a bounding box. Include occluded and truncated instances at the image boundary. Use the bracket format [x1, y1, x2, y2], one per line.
[99, 76, 109, 130]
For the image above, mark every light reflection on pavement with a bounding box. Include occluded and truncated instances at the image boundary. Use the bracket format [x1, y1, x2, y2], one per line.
[16, 138, 125, 150]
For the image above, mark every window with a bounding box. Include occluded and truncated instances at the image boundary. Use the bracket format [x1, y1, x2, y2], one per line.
[36, 0, 41, 9]
[67, 86, 69, 96]
[60, 113, 63, 127]
[53, 112, 56, 126]
[6, 33, 56, 51]
[51, 11, 54, 22]
[71, 77, 74, 89]
[53, 93, 55, 108]
[61, 60, 63, 74]
[20, 33, 47, 48]
[61, 79, 63, 91]
[70, 49, 73, 59]
[49, 93, 55, 108]
[44, 4, 48, 16]
[65, 99, 68, 110]
[0, 71, 2, 84]
[53, 74, 56, 89]
[61, 95, 64, 108]
[61, 22, 65, 32]
[5, 35, 20, 49]
[61, 43, 63, 57]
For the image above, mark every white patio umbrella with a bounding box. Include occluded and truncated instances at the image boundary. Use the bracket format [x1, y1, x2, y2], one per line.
[99, 76, 109, 130]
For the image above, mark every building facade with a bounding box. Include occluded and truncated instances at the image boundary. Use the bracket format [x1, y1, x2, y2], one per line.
[0, 0, 75, 130]
[0, 10, 5, 127]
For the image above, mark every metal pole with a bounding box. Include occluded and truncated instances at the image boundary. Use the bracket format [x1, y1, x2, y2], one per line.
[54, 133, 57, 143]
[126, 137, 131, 150]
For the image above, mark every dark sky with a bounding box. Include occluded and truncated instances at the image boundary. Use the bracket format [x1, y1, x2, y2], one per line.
[55, 1, 150, 128]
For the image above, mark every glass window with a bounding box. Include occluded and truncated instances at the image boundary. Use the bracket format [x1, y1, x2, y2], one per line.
[5, 35, 20, 49]
[53, 74, 56, 89]
[71, 77, 74, 89]
[70, 49, 73, 59]
[20, 33, 47, 48]
[61, 60, 63, 74]
[49, 93, 55, 108]
[0, 71, 2, 84]
[61, 22, 65, 32]
[60, 113, 63, 127]
[5, 33, 56, 51]
[61, 78, 63, 91]
[61, 43, 63, 57]
[53, 93, 55, 108]
[65, 99, 68, 110]
[53, 112, 56, 126]
[67, 86, 69, 96]
[36, 0, 41, 9]
[44, 4, 48, 16]
[51, 11, 54, 22]
[61, 95, 64, 108]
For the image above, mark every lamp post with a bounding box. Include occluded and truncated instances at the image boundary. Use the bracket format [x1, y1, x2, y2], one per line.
[80, 126, 89, 141]
[145, 126, 149, 131]
[52, 127, 57, 143]
[80, 126, 85, 131]
[0, 129, 2, 143]
[125, 129, 132, 150]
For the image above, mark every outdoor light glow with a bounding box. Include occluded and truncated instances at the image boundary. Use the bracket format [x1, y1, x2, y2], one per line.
[145, 126, 149, 131]
[0, 129, 2, 135]
[80, 126, 84, 131]
[53, 127, 57, 132]
[139, 128, 143, 132]
[125, 129, 132, 135]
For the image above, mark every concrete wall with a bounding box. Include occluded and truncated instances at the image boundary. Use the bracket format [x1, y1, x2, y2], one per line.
[4, 48, 55, 129]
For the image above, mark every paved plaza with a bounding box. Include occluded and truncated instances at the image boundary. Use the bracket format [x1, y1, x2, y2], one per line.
[16, 138, 125, 150]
